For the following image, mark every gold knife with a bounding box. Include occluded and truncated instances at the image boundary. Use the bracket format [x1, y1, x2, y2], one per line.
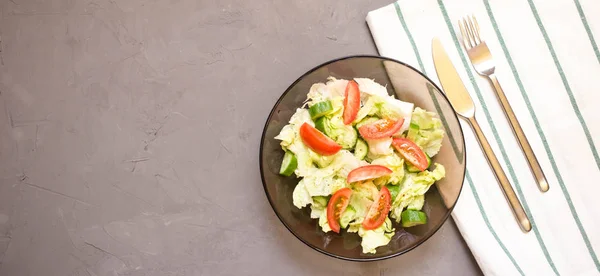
[432, 37, 532, 233]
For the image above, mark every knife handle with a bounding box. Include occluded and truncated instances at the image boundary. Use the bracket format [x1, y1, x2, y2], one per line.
[467, 116, 532, 233]
[488, 74, 549, 192]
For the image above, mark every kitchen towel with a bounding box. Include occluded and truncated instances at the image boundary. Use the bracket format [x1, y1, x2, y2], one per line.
[367, 0, 600, 275]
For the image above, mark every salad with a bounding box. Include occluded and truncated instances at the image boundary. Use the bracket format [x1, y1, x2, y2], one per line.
[275, 77, 446, 254]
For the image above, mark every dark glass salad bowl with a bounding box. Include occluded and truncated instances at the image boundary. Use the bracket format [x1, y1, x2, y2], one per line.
[259, 56, 466, 261]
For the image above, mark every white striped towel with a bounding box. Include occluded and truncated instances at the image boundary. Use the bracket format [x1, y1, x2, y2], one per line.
[367, 0, 600, 275]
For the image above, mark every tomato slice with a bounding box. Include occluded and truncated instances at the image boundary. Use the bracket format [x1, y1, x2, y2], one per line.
[343, 80, 360, 125]
[362, 186, 392, 230]
[358, 118, 405, 140]
[299, 123, 342, 156]
[327, 188, 352, 233]
[392, 137, 428, 171]
[346, 165, 392, 183]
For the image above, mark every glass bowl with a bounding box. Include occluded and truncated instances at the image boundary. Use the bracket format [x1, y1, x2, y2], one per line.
[259, 56, 466, 261]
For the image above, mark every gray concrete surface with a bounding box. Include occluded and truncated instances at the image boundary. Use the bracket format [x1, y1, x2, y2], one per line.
[0, 0, 482, 275]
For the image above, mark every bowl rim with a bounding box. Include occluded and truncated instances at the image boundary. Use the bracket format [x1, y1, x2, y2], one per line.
[259, 55, 466, 262]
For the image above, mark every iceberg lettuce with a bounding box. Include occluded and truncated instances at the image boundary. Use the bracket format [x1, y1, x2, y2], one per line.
[322, 109, 358, 149]
[292, 179, 313, 209]
[366, 137, 393, 158]
[318, 210, 332, 233]
[358, 217, 395, 254]
[306, 77, 348, 107]
[370, 153, 405, 185]
[349, 181, 377, 217]
[301, 150, 365, 197]
[407, 107, 445, 157]
[390, 164, 446, 222]
[276, 77, 447, 255]
[353, 78, 413, 133]
[275, 109, 316, 177]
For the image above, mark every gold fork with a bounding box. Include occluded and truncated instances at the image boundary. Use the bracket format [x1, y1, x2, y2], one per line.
[459, 15, 549, 193]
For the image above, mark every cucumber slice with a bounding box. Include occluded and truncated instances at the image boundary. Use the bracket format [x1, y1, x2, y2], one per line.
[406, 154, 432, 173]
[336, 126, 357, 149]
[314, 117, 333, 136]
[354, 138, 368, 160]
[279, 151, 298, 176]
[340, 205, 356, 229]
[406, 163, 420, 173]
[355, 116, 379, 129]
[308, 101, 333, 120]
[312, 196, 329, 209]
[312, 154, 335, 168]
[401, 209, 427, 227]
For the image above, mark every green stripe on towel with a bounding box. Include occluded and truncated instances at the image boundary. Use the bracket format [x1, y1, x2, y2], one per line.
[436, 0, 559, 274]
[525, 0, 600, 171]
[466, 172, 525, 276]
[393, 2, 426, 72]
[573, 0, 600, 63]
[516, 0, 600, 271]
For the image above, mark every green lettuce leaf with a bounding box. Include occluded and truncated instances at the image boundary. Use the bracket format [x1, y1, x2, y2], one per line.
[292, 179, 313, 209]
[358, 217, 395, 254]
[407, 195, 425, 210]
[365, 138, 393, 158]
[303, 174, 346, 197]
[349, 181, 377, 218]
[310, 207, 323, 219]
[340, 206, 357, 229]
[318, 210, 332, 232]
[301, 150, 365, 197]
[353, 78, 414, 133]
[407, 107, 445, 157]
[347, 219, 363, 233]
[370, 153, 405, 185]
[324, 110, 358, 149]
[306, 77, 348, 107]
[275, 108, 316, 177]
[390, 164, 446, 222]
[286, 139, 316, 177]
[274, 108, 312, 147]
[328, 150, 366, 177]
[355, 96, 380, 123]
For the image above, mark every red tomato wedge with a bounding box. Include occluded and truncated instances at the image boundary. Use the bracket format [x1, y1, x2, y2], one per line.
[299, 123, 342, 156]
[327, 188, 352, 233]
[392, 137, 428, 171]
[358, 118, 405, 140]
[343, 80, 360, 125]
[362, 186, 392, 230]
[346, 165, 392, 183]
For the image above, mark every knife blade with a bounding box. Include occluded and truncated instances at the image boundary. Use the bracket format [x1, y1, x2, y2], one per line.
[431, 37, 532, 232]
[432, 37, 475, 118]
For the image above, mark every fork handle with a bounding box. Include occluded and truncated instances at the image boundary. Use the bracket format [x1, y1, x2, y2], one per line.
[467, 116, 532, 232]
[488, 74, 549, 192]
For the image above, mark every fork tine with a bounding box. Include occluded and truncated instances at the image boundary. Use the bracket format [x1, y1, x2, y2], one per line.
[464, 17, 476, 47]
[458, 19, 472, 49]
[473, 15, 482, 43]
[467, 15, 481, 45]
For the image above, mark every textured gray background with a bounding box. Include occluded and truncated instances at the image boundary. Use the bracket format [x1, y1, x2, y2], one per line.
[0, 0, 481, 275]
